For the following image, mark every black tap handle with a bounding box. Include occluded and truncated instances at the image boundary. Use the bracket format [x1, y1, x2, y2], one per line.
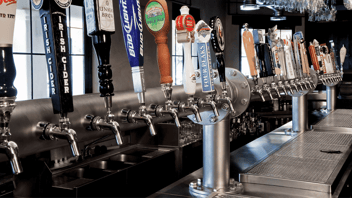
[0, 47, 17, 97]
[84, 0, 115, 97]
[255, 44, 267, 78]
[33, 0, 74, 115]
[216, 53, 226, 82]
[93, 34, 114, 97]
[209, 16, 226, 82]
[263, 44, 275, 77]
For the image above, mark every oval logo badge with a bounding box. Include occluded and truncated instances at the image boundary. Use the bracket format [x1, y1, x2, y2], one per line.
[54, 0, 72, 9]
[32, 0, 43, 10]
[145, 2, 165, 32]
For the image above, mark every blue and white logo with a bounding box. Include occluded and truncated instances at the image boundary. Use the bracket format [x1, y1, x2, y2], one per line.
[119, 0, 144, 67]
[198, 43, 215, 92]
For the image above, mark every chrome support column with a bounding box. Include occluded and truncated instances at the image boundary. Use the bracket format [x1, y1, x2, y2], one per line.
[327, 86, 336, 112]
[203, 117, 230, 190]
[292, 95, 308, 132]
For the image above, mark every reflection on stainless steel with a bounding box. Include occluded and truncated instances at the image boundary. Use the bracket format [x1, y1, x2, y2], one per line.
[313, 109, 352, 132]
[292, 95, 308, 133]
[326, 86, 336, 112]
[119, 107, 156, 136]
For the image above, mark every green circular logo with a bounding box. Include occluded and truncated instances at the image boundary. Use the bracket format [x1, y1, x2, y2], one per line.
[145, 2, 165, 32]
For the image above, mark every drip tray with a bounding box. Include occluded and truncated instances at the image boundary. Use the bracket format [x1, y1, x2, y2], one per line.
[240, 130, 352, 195]
[313, 109, 352, 131]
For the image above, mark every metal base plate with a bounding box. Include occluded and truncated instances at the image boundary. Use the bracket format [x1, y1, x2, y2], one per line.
[189, 179, 244, 198]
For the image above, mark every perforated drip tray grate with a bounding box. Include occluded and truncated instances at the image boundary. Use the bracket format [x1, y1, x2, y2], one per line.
[241, 130, 352, 193]
[314, 109, 352, 129]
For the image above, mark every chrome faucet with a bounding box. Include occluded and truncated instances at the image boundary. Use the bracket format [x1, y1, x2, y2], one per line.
[0, 98, 23, 175]
[215, 82, 236, 114]
[271, 82, 281, 98]
[284, 81, 294, 94]
[262, 83, 274, 100]
[85, 96, 123, 145]
[251, 85, 266, 102]
[277, 81, 288, 95]
[38, 114, 80, 157]
[198, 94, 220, 117]
[147, 84, 181, 128]
[120, 105, 156, 136]
[174, 97, 202, 122]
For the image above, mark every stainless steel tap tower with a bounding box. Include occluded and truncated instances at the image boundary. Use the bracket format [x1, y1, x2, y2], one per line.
[188, 18, 250, 197]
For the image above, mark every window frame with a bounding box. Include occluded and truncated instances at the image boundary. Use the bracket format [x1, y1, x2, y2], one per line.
[12, 1, 92, 101]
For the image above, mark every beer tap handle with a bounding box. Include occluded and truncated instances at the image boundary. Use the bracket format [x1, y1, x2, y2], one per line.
[340, 45, 347, 72]
[195, 20, 216, 93]
[34, 0, 74, 115]
[242, 23, 258, 78]
[210, 17, 235, 113]
[145, 0, 172, 86]
[175, 6, 196, 95]
[119, 0, 147, 104]
[309, 42, 321, 72]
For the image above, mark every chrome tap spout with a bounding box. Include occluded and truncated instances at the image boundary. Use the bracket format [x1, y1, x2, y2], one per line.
[122, 106, 156, 136]
[278, 81, 288, 95]
[176, 99, 202, 122]
[251, 86, 265, 102]
[38, 121, 80, 157]
[0, 141, 23, 175]
[198, 95, 220, 117]
[263, 84, 274, 100]
[271, 83, 281, 98]
[215, 91, 235, 114]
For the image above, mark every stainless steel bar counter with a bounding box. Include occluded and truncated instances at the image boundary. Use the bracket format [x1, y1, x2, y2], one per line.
[149, 121, 352, 198]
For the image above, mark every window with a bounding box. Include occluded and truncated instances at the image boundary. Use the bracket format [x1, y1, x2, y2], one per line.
[240, 28, 292, 78]
[13, 1, 86, 101]
[171, 20, 199, 86]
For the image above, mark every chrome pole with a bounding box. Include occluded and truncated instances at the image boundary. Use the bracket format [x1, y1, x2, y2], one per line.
[203, 116, 230, 190]
[292, 95, 308, 132]
[327, 86, 336, 111]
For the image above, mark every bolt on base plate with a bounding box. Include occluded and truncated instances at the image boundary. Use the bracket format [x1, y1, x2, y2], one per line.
[189, 178, 244, 198]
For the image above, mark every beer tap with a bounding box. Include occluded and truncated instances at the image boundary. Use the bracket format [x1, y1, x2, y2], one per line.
[340, 45, 346, 77]
[251, 27, 276, 100]
[321, 44, 335, 75]
[296, 33, 313, 89]
[277, 39, 289, 95]
[330, 40, 343, 81]
[194, 20, 219, 117]
[283, 38, 299, 93]
[34, 0, 79, 157]
[83, 0, 123, 144]
[243, 25, 265, 101]
[118, 0, 156, 136]
[210, 16, 235, 113]
[0, 1, 23, 175]
[145, 0, 181, 127]
[174, 6, 202, 122]
[293, 33, 307, 91]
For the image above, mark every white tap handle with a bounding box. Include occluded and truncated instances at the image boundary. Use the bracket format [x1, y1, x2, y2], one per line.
[183, 41, 196, 95]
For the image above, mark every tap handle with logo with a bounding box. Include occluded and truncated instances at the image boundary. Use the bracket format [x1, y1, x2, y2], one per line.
[210, 16, 227, 83]
[242, 24, 258, 78]
[175, 6, 196, 95]
[32, 0, 74, 115]
[309, 42, 321, 72]
[145, 0, 172, 85]
[195, 20, 215, 93]
[84, 0, 115, 97]
[119, 0, 146, 104]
